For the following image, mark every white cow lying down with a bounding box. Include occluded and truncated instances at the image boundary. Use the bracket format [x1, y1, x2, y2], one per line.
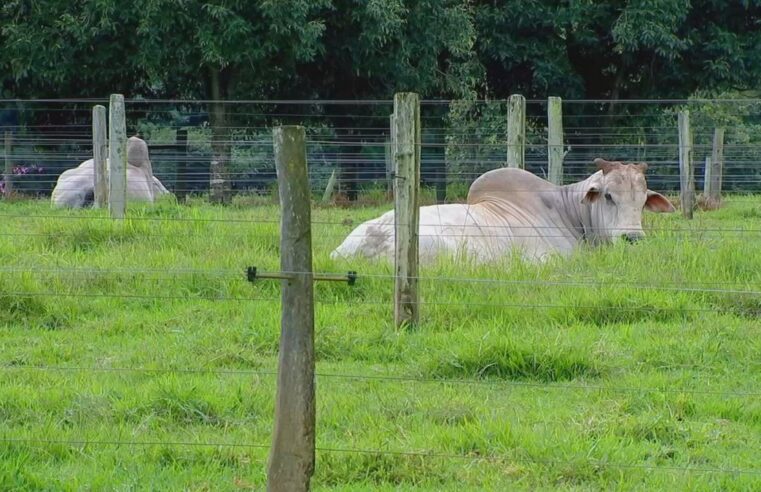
[51, 136, 170, 208]
[331, 159, 676, 263]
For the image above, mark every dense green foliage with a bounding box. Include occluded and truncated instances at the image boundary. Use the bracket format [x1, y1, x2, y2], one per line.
[2, 0, 760, 100]
[1, 196, 761, 489]
[2, 1, 760, 198]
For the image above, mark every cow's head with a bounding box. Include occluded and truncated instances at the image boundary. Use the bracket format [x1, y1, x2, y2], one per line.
[581, 158, 675, 243]
[127, 136, 150, 168]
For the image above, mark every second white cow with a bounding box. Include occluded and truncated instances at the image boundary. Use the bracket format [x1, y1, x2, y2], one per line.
[51, 136, 169, 208]
[331, 159, 675, 263]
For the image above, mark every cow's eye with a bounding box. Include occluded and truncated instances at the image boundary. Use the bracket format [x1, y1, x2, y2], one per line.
[604, 193, 613, 202]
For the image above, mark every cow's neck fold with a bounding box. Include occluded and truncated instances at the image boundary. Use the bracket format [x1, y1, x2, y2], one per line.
[559, 174, 600, 243]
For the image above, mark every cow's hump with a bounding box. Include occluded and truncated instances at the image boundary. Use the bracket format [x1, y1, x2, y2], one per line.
[467, 168, 555, 205]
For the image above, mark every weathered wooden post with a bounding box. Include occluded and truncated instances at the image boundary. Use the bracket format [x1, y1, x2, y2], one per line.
[267, 126, 315, 492]
[3, 131, 12, 197]
[108, 94, 127, 219]
[321, 169, 337, 203]
[706, 127, 724, 207]
[393, 92, 420, 328]
[92, 105, 108, 208]
[340, 132, 359, 202]
[678, 110, 695, 219]
[547, 96, 564, 184]
[506, 94, 526, 168]
[209, 84, 231, 205]
[388, 114, 396, 194]
[174, 128, 189, 203]
[428, 131, 447, 203]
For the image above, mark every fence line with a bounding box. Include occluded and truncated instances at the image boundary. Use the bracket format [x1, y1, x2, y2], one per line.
[2, 437, 759, 476]
[3, 364, 761, 397]
[6, 214, 761, 235]
[0, 266, 759, 295]
[0, 291, 756, 316]
[3, 97, 761, 204]
[3, 96, 761, 486]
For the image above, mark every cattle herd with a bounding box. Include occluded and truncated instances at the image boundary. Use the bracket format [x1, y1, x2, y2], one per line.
[51, 142, 674, 262]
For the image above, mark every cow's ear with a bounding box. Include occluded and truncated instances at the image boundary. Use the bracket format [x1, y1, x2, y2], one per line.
[645, 190, 675, 213]
[582, 185, 601, 204]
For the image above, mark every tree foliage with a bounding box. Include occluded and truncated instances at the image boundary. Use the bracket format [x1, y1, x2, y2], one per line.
[2, 0, 761, 198]
[473, 0, 761, 99]
[2, 1, 760, 101]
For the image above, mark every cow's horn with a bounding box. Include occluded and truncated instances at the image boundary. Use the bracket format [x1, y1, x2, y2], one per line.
[594, 158, 616, 175]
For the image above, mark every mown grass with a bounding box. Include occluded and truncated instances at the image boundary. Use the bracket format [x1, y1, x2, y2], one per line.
[1, 195, 761, 490]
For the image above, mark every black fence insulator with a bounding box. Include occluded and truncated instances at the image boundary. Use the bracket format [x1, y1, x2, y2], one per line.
[246, 266, 357, 285]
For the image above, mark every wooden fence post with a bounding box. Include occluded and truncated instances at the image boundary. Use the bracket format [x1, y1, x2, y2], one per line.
[92, 105, 108, 208]
[321, 169, 337, 203]
[3, 132, 12, 197]
[547, 96, 564, 184]
[209, 90, 231, 205]
[108, 94, 127, 219]
[706, 127, 724, 206]
[429, 132, 447, 203]
[506, 94, 526, 168]
[267, 126, 315, 492]
[384, 139, 392, 195]
[388, 114, 396, 194]
[393, 92, 420, 328]
[175, 128, 189, 203]
[678, 110, 694, 219]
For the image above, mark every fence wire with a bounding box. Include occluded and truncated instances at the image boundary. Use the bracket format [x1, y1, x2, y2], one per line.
[2, 98, 761, 484]
[3, 437, 759, 476]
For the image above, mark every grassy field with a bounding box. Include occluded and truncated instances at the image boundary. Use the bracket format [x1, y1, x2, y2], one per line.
[1, 195, 760, 491]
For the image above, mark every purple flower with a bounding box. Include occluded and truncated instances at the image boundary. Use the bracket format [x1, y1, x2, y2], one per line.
[11, 165, 44, 175]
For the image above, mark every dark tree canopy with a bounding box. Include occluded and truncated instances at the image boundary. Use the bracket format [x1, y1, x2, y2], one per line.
[474, 0, 761, 99]
[2, 0, 760, 100]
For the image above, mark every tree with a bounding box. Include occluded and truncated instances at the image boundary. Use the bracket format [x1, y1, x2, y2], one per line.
[473, 0, 761, 100]
[132, 0, 329, 203]
[295, 0, 481, 199]
[0, 0, 149, 98]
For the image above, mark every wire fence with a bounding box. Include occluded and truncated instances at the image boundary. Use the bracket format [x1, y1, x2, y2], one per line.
[1, 98, 761, 484]
[2, 98, 761, 198]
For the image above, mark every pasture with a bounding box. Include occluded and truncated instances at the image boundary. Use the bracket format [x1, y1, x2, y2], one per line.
[1, 195, 760, 490]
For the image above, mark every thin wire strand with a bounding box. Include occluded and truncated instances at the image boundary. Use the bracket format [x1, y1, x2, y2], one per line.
[3, 214, 761, 237]
[0, 291, 754, 314]
[0, 267, 759, 295]
[3, 365, 761, 398]
[1, 437, 760, 475]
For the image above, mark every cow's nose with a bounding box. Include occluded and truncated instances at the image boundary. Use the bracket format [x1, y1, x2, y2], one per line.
[622, 232, 644, 243]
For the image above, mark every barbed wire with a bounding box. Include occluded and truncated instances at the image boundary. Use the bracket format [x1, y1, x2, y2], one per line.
[4, 213, 761, 236]
[3, 97, 760, 104]
[2, 436, 759, 476]
[3, 364, 761, 397]
[0, 290, 755, 316]
[2, 98, 760, 483]
[0, 267, 759, 295]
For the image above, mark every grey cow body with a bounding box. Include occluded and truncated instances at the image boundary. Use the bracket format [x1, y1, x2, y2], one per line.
[51, 136, 170, 208]
[331, 163, 674, 263]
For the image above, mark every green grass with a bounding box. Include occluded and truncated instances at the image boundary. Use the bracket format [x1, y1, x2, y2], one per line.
[1, 195, 761, 490]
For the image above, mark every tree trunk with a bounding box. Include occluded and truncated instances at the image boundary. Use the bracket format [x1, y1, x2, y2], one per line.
[209, 68, 231, 204]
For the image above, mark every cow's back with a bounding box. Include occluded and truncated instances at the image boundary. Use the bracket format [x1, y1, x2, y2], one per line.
[51, 159, 95, 208]
[331, 168, 582, 263]
[465, 167, 580, 258]
[467, 168, 555, 205]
